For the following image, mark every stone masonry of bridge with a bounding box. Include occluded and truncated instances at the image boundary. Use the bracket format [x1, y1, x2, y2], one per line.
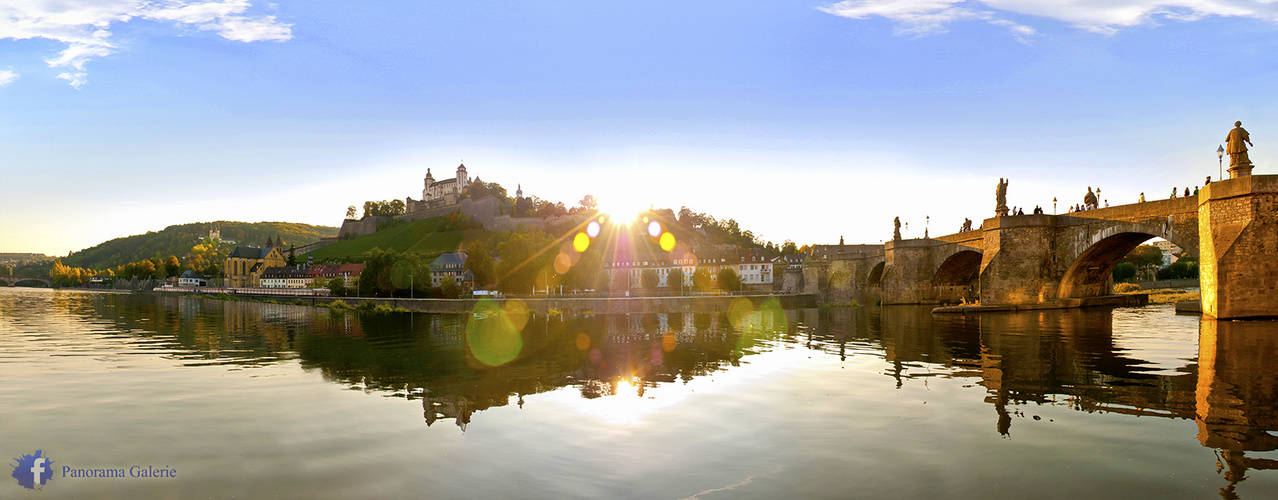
[803, 174, 1278, 319]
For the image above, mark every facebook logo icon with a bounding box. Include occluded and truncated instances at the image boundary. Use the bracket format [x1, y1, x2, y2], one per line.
[11, 450, 54, 490]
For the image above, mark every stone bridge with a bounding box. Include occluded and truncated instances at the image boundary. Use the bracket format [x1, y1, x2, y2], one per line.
[0, 276, 52, 287]
[806, 175, 1278, 320]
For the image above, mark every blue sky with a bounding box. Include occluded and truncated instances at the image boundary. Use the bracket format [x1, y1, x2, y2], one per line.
[3, 0, 1278, 256]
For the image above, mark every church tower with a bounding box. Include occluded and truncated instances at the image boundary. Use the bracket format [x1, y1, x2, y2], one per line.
[516, 184, 523, 199]
[423, 168, 434, 200]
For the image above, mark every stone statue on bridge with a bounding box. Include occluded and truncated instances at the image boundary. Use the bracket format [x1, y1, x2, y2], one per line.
[995, 178, 1009, 216]
[1084, 187, 1098, 209]
[1226, 121, 1254, 177]
[893, 217, 901, 241]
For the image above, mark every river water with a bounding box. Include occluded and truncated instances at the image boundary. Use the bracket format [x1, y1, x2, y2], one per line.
[2, 287, 1276, 499]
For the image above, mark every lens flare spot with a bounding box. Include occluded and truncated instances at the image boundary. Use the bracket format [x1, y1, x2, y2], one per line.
[503, 299, 529, 331]
[589, 348, 603, 365]
[554, 252, 573, 274]
[662, 333, 676, 352]
[574, 232, 590, 253]
[728, 297, 754, 330]
[466, 299, 523, 367]
[586, 220, 601, 238]
[647, 220, 662, 238]
[576, 332, 591, 351]
[659, 232, 676, 252]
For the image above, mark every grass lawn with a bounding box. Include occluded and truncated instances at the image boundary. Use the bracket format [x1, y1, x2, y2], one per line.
[1117, 287, 1200, 304]
[311, 216, 490, 261]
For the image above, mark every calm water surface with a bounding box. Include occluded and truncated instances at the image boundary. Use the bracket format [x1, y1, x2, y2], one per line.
[2, 288, 1277, 499]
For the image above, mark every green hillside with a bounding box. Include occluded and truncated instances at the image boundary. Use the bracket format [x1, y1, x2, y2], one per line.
[311, 216, 490, 261]
[64, 221, 338, 270]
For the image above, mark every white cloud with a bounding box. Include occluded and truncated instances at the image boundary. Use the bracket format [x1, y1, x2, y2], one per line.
[0, 1, 292, 88]
[820, 0, 1278, 38]
[0, 69, 17, 86]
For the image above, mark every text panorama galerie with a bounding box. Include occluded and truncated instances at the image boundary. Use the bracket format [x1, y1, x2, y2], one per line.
[61, 465, 177, 478]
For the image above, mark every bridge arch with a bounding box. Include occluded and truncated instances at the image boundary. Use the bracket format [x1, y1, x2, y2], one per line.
[2, 277, 52, 287]
[933, 250, 982, 286]
[933, 250, 982, 304]
[1058, 223, 1198, 299]
[866, 262, 884, 287]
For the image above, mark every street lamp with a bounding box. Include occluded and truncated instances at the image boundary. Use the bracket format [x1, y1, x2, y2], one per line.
[1052, 197, 1057, 214]
[1217, 144, 1225, 180]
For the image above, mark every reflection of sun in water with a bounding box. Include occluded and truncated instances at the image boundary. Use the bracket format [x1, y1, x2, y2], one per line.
[544, 375, 689, 426]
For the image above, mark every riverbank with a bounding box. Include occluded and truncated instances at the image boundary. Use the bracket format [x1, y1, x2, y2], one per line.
[174, 290, 819, 314]
[932, 294, 1149, 314]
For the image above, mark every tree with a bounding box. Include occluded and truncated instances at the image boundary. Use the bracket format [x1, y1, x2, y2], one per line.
[641, 269, 660, 290]
[692, 268, 714, 291]
[287, 244, 297, 266]
[717, 268, 741, 292]
[389, 198, 406, 215]
[667, 268, 685, 293]
[495, 228, 554, 294]
[514, 197, 534, 217]
[464, 240, 494, 287]
[363, 201, 378, 219]
[579, 194, 597, 210]
[1113, 262, 1137, 282]
[346, 205, 357, 219]
[327, 277, 346, 297]
[781, 240, 799, 255]
[441, 276, 460, 299]
[1120, 245, 1165, 269]
[163, 255, 180, 277]
[1157, 257, 1200, 280]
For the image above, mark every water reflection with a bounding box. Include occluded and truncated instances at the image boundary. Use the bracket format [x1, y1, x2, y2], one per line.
[799, 306, 1278, 499]
[62, 291, 1278, 496]
[1198, 320, 1278, 499]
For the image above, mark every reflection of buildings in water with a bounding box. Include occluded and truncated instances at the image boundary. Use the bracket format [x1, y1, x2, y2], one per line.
[422, 393, 475, 432]
[1196, 319, 1278, 498]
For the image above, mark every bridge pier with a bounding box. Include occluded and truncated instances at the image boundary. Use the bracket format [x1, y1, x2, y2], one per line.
[882, 239, 938, 304]
[977, 215, 1060, 305]
[1199, 175, 1278, 319]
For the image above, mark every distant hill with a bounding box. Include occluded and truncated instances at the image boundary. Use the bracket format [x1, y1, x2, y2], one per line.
[63, 221, 338, 271]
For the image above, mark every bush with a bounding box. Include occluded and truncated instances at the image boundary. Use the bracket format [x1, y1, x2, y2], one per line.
[1113, 282, 1142, 293]
[1157, 260, 1199, 280]
[1112, 262, 1137, 282]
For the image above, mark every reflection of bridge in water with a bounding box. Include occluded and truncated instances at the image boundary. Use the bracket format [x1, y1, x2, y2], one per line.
[800, 306, 1278, 498]
[806, 175, 1278, 319]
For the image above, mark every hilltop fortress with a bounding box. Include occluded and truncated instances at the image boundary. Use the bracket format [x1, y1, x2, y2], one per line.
[408, 163, 471, 213]
[337, 163, 577, 239]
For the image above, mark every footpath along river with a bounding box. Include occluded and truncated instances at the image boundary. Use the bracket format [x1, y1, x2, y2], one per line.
[2, 287, 1276, 499]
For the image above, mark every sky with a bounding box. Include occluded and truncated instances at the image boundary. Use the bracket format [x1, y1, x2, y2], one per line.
[3, 0, 1278, 256]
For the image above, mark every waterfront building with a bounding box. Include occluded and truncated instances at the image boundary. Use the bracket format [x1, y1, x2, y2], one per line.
[603, 246, 773, 291]
[307, 264, 365, 288]
[260, 266, 313, 288]
[178, 270, 207, 287]
[429, 253, 474, 290]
